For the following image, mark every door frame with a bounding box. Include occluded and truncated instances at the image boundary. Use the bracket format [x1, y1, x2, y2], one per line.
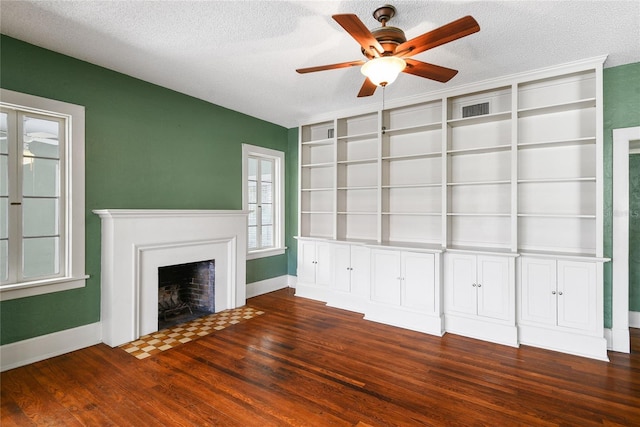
[612, 126, 640, 352]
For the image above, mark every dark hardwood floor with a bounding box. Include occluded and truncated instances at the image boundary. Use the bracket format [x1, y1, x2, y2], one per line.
[2, 288, 639, 426]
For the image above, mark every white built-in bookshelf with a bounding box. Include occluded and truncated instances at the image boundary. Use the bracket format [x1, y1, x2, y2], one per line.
[516, 70, 599, 256]
[296, 57, 610, 360]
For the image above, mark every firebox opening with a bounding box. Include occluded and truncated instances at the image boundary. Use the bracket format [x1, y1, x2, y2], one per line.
[158, 259, 215, 330]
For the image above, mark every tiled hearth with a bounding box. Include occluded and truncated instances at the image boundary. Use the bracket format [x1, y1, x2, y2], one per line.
[120, 306, 264, 359]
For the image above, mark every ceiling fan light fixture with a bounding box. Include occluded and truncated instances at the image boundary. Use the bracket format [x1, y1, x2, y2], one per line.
[23, 143, 35, 166]
[361, 56, 406, 87]
[297, 7, 479, 97]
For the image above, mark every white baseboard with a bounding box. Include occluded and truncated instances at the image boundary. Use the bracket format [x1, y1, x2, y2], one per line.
[365, 302, 444, 337]
[0, 322, 102, 372]
[445, 314, 519, 348]
[520, 325, 609, 361]
[246, 275, 294, 299]
[605, 312, 639, 353]
[294, 282, 331, 302]
[630, 311, 640, 328]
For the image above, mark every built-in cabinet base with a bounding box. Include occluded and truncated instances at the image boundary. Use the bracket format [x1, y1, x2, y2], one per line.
[518, 325, 609, 361]
[295, 282, 332, 302]
[295, 237, 609, 360]
[445, 315, 519, 347]
[295, 237, 445, 338]
[326, 292, 369, 315]
[296, 281, 446, 338]
[364, 303, 444, 337]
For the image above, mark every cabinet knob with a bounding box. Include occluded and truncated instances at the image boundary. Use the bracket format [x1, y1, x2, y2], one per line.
[477, 284, 482, 288]
[558, 291, 563, 296]
[552, 290, 556, 295]
[472, 283, 477, 287]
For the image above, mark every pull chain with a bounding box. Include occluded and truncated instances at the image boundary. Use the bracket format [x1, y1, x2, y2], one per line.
[382, 85, 386, 111]
[381, 85, 386, 134]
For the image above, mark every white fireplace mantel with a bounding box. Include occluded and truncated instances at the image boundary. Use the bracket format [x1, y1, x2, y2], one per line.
[94, 209, 248, 347]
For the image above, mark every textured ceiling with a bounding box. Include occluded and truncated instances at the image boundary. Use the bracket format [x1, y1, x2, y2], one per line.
[1, 1, 639, 128]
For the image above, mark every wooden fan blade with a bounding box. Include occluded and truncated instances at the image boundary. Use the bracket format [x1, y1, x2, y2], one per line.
[297, 60, 365, 74]
[333, 14, 384, 57]
[396, 16, 480, 58]
[403, 58, 458, 83]
[357, 78, 377, 97]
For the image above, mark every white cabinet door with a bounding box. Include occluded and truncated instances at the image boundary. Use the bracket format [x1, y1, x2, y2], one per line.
[520, 257, 557, 326]
[331, 244, 352, 292]
[476, 256, 510, 321]
[330, 244, 371, 296]
[315, 242, 332, 287]
[402, 252, 436, 313]
[350, 245, 371, 298]
[445, 254, 477, 315]
[372, 249, 437, 312]
[446, 253, 512, 320]
[371, 249, 402, 306]
[297, 240, 331, 286]
[298, 240, 318, 284]
[557, 260, 597, 332]
[520, 258, 598, 333]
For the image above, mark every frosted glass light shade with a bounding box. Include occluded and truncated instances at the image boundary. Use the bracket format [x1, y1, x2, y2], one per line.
[361, 56, 406, 87]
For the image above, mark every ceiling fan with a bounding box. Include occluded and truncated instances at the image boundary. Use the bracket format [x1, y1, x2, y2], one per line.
[296, 4, 480, 97]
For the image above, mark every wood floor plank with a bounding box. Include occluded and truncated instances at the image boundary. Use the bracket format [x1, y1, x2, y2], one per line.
[2, 288, 640, 426]
[1, 367, 84, 426]
[27, 361, 119, 426]
[0, 388, 36, 427]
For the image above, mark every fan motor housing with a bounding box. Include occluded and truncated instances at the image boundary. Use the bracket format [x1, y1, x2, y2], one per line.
[362, 26, 407, 59]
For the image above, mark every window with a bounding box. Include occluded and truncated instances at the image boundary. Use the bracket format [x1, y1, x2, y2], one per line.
[0, 89, 86, 301]
[242, 144, 285, 259]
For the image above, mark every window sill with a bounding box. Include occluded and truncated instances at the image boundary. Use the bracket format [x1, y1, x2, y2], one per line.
[247, 247, 287, 260]
[0, 275, 89, 301]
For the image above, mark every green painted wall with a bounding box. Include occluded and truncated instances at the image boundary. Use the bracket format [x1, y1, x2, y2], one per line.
[0, 35, 289, 345]
[603, 62, 640, 327]
[629, 154, 640, 312]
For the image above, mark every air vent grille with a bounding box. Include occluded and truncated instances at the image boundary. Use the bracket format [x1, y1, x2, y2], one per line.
[462, 102, 490, 118]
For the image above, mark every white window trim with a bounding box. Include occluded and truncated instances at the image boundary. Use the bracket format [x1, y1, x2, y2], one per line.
[0, 89, 87, 301]
[241, 143, 286, 260]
